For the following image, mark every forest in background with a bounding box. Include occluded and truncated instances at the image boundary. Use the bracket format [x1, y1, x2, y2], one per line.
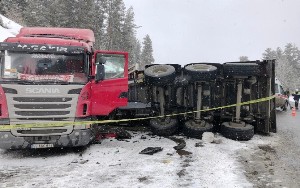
[0, 0, 155, 69]
[262, 43, 300, 91]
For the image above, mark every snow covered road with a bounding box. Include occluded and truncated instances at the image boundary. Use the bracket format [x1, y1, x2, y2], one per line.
[0, 131, 254, 188]
[3, 109, 300, 188]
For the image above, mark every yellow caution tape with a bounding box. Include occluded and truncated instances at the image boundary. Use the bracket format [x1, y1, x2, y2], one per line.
[0, 95, 275, 130]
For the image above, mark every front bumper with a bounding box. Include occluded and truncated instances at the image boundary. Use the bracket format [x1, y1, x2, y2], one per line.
[0, 129, 94, 149]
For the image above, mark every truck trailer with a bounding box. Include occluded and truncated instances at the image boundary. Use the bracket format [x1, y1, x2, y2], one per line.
[0, 27, 276, 149]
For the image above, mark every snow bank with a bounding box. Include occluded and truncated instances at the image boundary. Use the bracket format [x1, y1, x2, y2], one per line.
[0, 14, 22, 42]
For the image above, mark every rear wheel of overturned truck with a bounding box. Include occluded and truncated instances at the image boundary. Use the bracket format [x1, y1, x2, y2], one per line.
[149, 117, 179, 136]
[144, 64, 179, 136]
[220, 122, 254, 141]
[183, 119, 213, 139]
[220, 62, 259, 141]
[144, 64, 176, 85]
[182, 63, 217, 139]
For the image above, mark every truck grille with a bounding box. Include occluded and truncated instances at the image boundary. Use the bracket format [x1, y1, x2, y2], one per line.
[11, 97, 74, 120]
[13, 97, 72, 102]
[14, 104, 71, 109]
[15, 111, 70, 116]
[17, 129, 67, 134]
[3, 85, 82, 128]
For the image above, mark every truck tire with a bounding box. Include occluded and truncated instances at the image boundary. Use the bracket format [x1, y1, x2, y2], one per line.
[220, 122, 254, 141]
[223, 63, 260, 77]
[149, 117, 178, 136]
[184, 64, 218, 82]
[144, 65, 176, 85]
[182, 120, 213, 139]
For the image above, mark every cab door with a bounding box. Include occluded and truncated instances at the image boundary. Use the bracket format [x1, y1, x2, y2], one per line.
[90, 51, 128, 116]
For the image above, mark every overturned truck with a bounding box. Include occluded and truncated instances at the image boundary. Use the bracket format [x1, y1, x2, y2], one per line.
[0, 27, 276, 149]
[124, 61, 276, 141]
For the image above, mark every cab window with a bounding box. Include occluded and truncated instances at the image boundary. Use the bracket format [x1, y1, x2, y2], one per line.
[96, 54, 125, 80]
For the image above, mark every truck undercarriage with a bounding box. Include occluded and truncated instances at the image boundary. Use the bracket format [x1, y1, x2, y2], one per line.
[121, 60, 276, 141]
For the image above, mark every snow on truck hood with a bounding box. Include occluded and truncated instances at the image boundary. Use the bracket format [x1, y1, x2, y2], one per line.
[0, 14, 22, 42]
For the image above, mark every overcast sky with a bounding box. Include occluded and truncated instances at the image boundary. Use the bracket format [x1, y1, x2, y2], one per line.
[123, 0, 300, 65]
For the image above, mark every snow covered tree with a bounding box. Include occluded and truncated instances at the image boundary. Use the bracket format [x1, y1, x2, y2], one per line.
[92, 0, 107, 49]
[0, 0, 144, 67]
[133, 39, 142, 69]
[23, 0, 51, 27]
[122, 7, 140, 66]
[276, 47, 283, 59]
[103, 0, 126, 51]
[263, 44, 300, 90]
[283, 43, 300, 68]
[0, 0, 27, 24]
[239, 56, 249, 62]
[262, 48, 277, 60]
[141, 35, 154, 69]
[276, 56, 297, 90]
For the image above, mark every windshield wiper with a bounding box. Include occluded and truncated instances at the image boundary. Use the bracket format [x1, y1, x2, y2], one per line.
[33, 80, 85, 85]
[34, 79, 70, 85]
[17, 81, 36, 85]
[0, 79, 85, 85]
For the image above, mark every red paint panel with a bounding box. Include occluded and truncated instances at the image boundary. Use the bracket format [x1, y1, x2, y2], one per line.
[75, 83, 92, 117]
[90, 50, 128, 116]
[17, 27, 95, 43]
[5, 37, 91, 50]
[0, 86, 9, 118]
[90, 78, 128, 115]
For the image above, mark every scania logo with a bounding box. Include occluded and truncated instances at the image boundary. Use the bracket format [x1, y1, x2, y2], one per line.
[25, 88, 61, 94]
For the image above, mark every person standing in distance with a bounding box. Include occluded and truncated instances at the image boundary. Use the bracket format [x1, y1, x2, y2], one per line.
[292, 89, 300, 110]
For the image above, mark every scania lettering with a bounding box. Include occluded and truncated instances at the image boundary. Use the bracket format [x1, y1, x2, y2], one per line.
[25, 88, 61, 94]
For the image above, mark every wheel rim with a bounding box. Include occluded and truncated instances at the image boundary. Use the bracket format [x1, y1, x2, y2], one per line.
[185, 64, 217, 72]
[153, 67, 168, 76]
[145, 65, 175, 78]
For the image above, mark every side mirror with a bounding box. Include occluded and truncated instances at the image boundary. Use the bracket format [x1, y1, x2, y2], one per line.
[95, 64, 105, 82]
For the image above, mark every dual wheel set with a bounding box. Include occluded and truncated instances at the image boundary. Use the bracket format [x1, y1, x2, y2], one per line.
[143, 62, 261, 141]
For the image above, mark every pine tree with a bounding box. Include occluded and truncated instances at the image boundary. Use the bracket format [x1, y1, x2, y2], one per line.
[133, 39, 142, 69]
[263, 44, 300, 90]
[93, 0, 107, 49]
[23, 0, 51, 27]
[262, 48, 277, 60]
[239, 56, 249, 62]
[104, 0, 126, 51]
[0, 0, 27, 24]
[276, 47, 283, 59]
[123, 7, 138, 66]
[141, 34, 154, 69]
[283, 43, 300, 68]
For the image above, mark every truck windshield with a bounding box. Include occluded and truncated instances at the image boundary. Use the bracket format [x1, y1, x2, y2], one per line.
[0, 51, 87, 83]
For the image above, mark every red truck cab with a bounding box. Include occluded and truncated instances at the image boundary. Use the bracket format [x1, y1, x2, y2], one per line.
[0, 27, 128, 149]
